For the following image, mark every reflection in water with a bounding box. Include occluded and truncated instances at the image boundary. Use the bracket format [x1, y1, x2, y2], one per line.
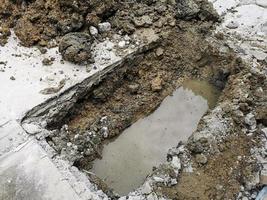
[91, 80, 220, 195]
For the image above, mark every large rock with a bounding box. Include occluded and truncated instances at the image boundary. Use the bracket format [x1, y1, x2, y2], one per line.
[59, 32, 93, 64]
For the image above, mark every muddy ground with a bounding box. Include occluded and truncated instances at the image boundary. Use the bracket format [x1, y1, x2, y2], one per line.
[1, 0, 267, 199]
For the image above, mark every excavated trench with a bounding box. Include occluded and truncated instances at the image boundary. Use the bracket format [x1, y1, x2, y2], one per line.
[2, 0, 266, 198]
[91, 80, 220, 195]
[42, 26, 242, 197]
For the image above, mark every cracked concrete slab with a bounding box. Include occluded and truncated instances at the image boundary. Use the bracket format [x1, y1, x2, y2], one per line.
[0, 139, 80, 200]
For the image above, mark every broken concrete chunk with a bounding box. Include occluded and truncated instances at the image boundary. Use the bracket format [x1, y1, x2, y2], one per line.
[59, 32, 92, 64]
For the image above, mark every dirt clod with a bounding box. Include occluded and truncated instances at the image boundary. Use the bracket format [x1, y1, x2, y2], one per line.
[59, 32, 93, 64]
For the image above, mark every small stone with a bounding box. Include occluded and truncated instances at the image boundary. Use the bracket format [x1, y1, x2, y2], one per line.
[142, 15, 153, 27]
[156, 48, 164, 57]
[239, 103, 249, 112]
[118, 41, 126, 48]
[134, 18, 145, 27]
[42, 58, 53, 66]
[128, 83, 140, 94]
[89, 26, 98, 36]
[244, 113, 257, 130]
[170, 178, 178, 186]
[10, 76, 15, 81]
[98, 22, 111, 33]
[151, 76, 163, 92]
[123, 35, 131, 41]
[101, 127, 109, 138]
[226, 21, 239, 29]
[67, 142, 72, 147]
[141, 182, 152, 194]
[255, 87, 264, 97]
[171, 156, 181, 170]
[195, 154, 208, 165]
[38, 47, 47, 54]
[134, 15, 152, 28]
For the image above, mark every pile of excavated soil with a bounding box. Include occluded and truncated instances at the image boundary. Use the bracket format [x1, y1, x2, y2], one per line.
[0, 0, 117, 46]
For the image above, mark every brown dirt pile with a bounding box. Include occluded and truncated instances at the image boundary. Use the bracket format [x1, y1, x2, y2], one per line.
[0, 0, 118, 46]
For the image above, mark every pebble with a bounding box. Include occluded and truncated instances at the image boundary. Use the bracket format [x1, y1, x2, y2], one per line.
[170, 178, 178, 186]
[156, 48, 164, 57]
[98, 22, 111, 33]
[89, 26, 98, 36]
[118, 41, 126, 48]
[123, 35, 131, 41]
[151, 76, 163, 92]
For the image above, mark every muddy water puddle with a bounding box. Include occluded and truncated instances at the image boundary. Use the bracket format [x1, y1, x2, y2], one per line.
[91, 80, 220, 195]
